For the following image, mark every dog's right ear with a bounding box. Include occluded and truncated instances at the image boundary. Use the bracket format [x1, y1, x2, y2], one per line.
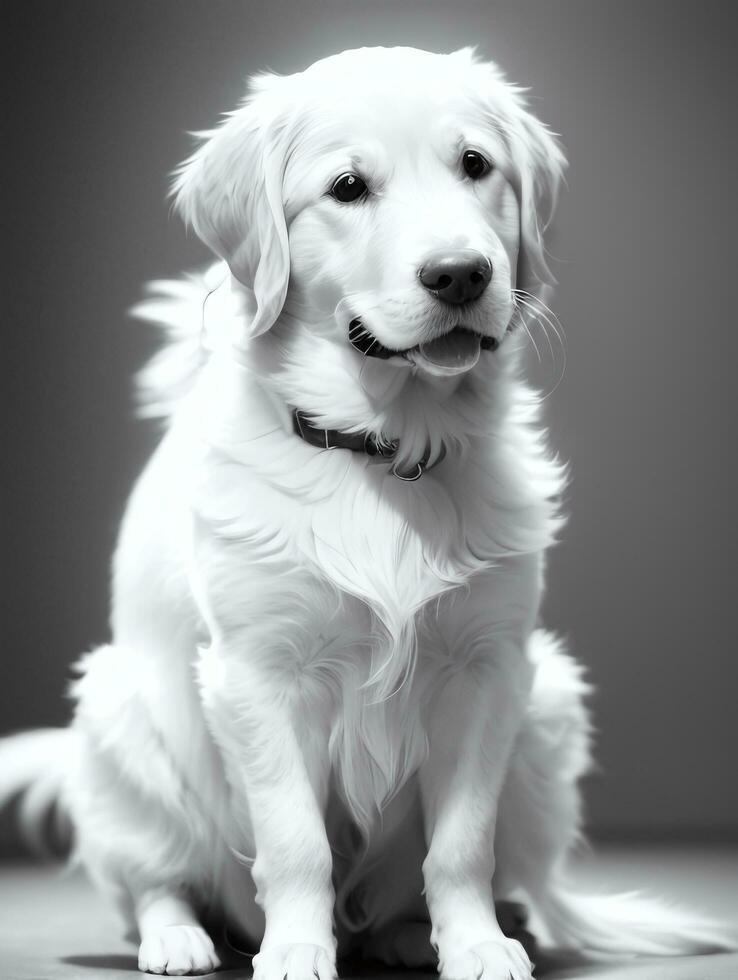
[171, 75, 290, 340]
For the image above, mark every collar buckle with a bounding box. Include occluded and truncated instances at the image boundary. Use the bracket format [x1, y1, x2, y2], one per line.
[363, 431, 399, 459]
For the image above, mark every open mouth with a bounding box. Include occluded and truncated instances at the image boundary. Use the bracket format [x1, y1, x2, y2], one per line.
[348, 318, 499, 375]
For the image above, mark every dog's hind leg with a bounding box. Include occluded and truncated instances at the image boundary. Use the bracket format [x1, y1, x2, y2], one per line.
[492, 629, 592, 941]
[136, 889, 221, 976]
[68, 643, 234, 975]
[495, 633, 734, 957]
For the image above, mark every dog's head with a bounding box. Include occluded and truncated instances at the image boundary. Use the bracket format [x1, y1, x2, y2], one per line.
[174, 46, 565, 384]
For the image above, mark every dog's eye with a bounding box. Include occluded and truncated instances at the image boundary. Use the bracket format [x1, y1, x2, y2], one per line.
[462, 150, 492, 180]
[330, 173, 368, 203]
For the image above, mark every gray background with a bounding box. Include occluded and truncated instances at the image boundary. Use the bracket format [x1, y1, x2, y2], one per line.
[2, 0, 737, 842]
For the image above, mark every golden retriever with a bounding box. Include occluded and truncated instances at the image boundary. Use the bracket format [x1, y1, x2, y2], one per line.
[0, 45, 732, 980]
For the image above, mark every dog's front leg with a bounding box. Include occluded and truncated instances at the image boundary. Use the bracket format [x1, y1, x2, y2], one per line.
[421, 558, 540, 980]
[199, 631, 337, 980]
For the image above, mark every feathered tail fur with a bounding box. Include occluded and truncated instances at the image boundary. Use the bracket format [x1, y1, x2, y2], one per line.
[537, 879, 736, 959]
[0, 728, 76, 853]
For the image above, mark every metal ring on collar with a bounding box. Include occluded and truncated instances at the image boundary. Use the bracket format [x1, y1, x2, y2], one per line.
[392, 461, 424, 482]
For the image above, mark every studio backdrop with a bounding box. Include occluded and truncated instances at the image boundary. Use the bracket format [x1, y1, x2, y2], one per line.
[2, 0, 737, 844]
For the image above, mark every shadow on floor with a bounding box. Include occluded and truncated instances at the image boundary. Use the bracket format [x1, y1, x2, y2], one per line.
[62, 954, 139, 971]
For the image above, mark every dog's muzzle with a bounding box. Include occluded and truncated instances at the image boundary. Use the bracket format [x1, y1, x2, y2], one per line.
[348, 318, 500, 365]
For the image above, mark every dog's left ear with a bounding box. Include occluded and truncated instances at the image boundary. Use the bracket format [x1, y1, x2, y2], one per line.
[506, 103, 567, 298]
[466, 50, 567, 298]
[172, 75, 290, 340]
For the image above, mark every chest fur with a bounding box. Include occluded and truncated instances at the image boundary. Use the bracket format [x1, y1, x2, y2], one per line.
[189, 371, 562, 832]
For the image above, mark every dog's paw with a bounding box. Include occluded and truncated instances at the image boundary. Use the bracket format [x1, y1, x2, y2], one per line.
[441, 937, 533, 980]
[252, 943, 336, 980]
[138, 924, 221, 975]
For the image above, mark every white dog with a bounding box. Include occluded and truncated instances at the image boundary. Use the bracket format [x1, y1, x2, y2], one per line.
[1, 46, 732, 980]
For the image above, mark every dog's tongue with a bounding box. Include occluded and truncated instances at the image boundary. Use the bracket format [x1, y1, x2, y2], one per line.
[415, 327, 481, 374]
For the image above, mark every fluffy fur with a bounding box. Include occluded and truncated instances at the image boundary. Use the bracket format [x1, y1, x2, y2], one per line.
[0, 46, 734, 980]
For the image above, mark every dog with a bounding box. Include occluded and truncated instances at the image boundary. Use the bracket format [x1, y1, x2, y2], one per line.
[1, 45, 733, 980]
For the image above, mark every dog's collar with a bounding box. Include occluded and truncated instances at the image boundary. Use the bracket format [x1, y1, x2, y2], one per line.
[292, 408, 444, 482]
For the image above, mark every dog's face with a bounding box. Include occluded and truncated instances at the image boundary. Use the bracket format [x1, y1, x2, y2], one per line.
[282, 49, 521, 376]
[174, 47, 565, 382]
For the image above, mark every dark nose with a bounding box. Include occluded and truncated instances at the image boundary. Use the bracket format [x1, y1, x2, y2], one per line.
[418, 249, 493, 304]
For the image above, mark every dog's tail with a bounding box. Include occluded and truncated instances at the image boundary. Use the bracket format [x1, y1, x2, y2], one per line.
[537, 878, 737, 958]
[131, 262, 228, 421]
[0, 728, 76, 854]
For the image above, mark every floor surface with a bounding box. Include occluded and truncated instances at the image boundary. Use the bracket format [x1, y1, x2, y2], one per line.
[0, 846, 736, 980]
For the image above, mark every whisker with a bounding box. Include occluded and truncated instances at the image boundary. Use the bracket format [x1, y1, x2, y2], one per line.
[520, 298, 557, 365]
[515, 296, 557, 363]
[513, 291, 567, 399]
[520, 317, 542, 363]
[514, 293, 562, 349]
[514, 289, 567, 346]
[515, 294, 567, 374]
